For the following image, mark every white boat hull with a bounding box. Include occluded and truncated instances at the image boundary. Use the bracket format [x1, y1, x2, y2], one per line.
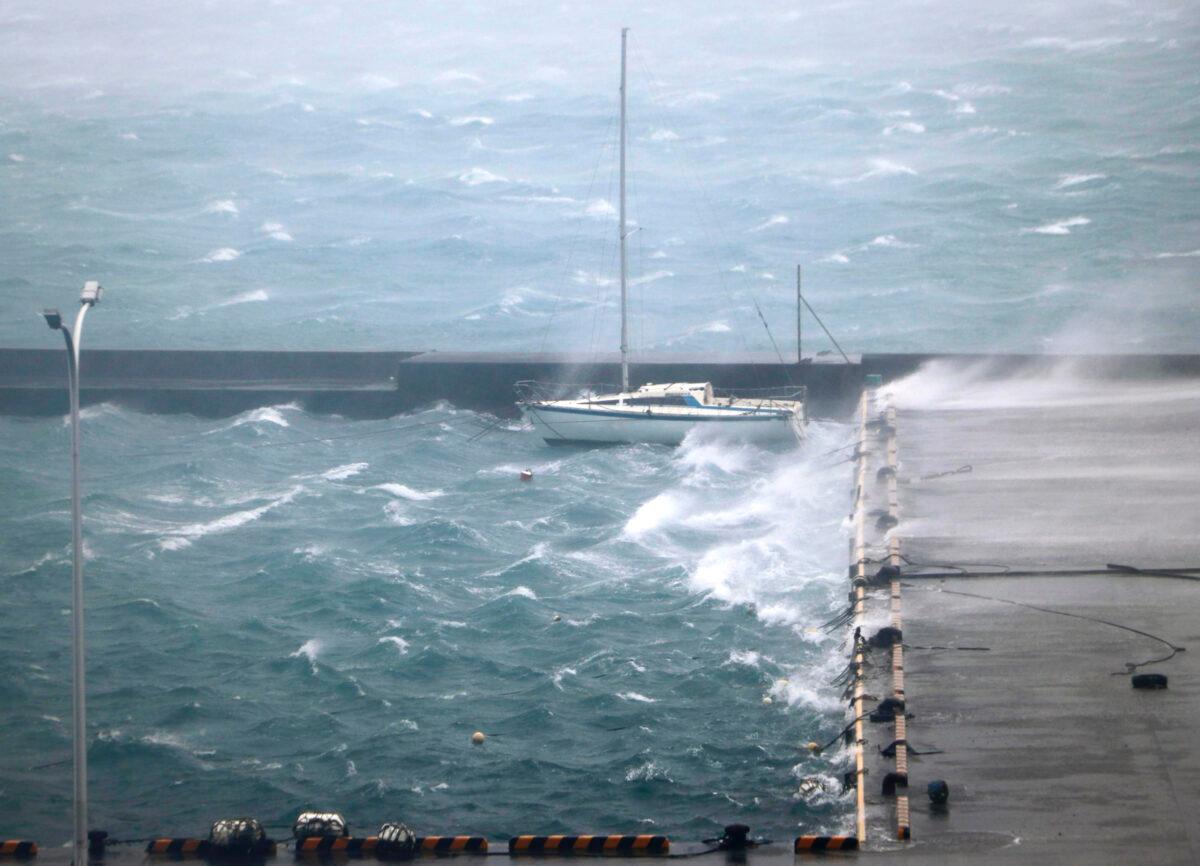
[525, 404, 801, 446]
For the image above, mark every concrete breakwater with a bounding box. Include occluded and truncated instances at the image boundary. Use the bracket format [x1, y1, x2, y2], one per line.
[3, 348, 1199, 417]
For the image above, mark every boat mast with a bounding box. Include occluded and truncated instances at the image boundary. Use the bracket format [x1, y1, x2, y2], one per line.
[619, 27, 630, 393]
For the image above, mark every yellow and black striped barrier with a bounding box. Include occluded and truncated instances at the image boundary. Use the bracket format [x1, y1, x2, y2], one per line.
[0, 842, 37, 859]
[146, 839, 210, 857]
[415, 837, 488, 855]
[794, 835, 859, 853]
[508, 836, 669, 856]
[296, 837, 375, 855]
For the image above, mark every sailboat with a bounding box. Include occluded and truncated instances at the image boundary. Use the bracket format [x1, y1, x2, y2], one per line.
[518, 29, 806, 446]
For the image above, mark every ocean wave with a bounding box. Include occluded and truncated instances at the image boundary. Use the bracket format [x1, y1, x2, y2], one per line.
[319, 462, 368, 481]
[749, 214, 789, 232]
[458, 167, 506, 185]
[200, 247, 241, 263]
[1054, 173, 1106, 189]
[371, 483, 444, 500]
[883, 122, 925, 135]
[290, 638, 322, 674]
[378, 636, 409, 654]
[617, 691, 657, 703]
[1022, 216, 1090, 235]
[159, 485, 302, 550]
[203, 199, 239, 216]
[838, 158, 917, 184]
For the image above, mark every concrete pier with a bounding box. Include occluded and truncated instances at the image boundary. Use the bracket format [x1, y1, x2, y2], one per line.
[848, 358, 1200, 862]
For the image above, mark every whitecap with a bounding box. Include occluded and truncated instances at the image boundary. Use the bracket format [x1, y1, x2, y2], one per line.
[625, 760, 670, 782]
[821, 252, 850, 264]
[1022, 216, 1090, 235]
[356, 73, 398, 91]
[8, 153, 26, 162]
[869, 234, 915, 248]
[552, 666, 576, 689]
[458, 167, 506, 185]
[371, 483, 444, 500]
[383, 500, 417, 526]
[160, 485, 302, 550]
[624, 492, 684, 538]
[844, 159, 917, 184]
[630, 270, 673, 286]
[204, 199, 239, 216]
[378, 636, 409, 654]
[259, 221, 293, 241]
[502, 93, 533, 102]
[290, 638, 322, 674]
[450, 116, 493, 127]
[883, 122, 925, 135]
[320, 462, 368, 481]
[411, 108, 433, 118]
[749, 214, 789, 232]
[1155, 249, 1200, 259]
[201, 247, 241, 263]
[726, 649, 762, 667]
[650, 129, 679, 141]
[618, 692, 657, 703]
[503, 585, 538, 600]
[1054, 173, 1106, 189]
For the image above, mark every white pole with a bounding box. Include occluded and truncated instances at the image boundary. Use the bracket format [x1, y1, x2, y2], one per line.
[619, 27, 630, 394]
[796, 264, 802, 365]
[69, 301, 91, 866]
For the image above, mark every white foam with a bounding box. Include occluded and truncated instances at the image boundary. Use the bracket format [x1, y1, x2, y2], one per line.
[883, 122, 925, 135]
[624, 492, 684, 538]
[840, 159, 917, 184]
[1155, 249, 1200, 259]
[372, 483, 444, 500]
[750, 214, 789, 232]
[503, 585, 538, 600]
[822, 252, 850, 264]
[450, 116, 493, 127]
[320, 462, 368, 481]
[259, 220, 293, 241]
[1022, 216, 1090, 235]
[230, 405, 291, 428]
[869, 234, 915, 248]
[378, 636, 409, 654]
[618, 691, 657, 703]
[201, 247, 241, 262]
[625, 760, 670, 781]
[290, 638, 322, 674]
[120, 132, 139, 141]
[204, 199, 239, 216]
[8, 153, 26, 162]
[502, 92, 533, 102]
[650, 129, 679, 141]
[383, 500, 417, 526]
[160, 485, 302, 550]
[458, 167, 506, 185]
[1055, 173, 1106, 189]
[411, 108, 433, 118]
[552, 666, 576, 689]
[727, 649, 762, 667]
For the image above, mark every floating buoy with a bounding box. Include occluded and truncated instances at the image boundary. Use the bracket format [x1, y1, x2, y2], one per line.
[805, 741, 822, 753]
[520, 469, 534, 482]
[553, 614, 562, 622]
[762, 696, 773, 705]
[471, 731, 486, 745]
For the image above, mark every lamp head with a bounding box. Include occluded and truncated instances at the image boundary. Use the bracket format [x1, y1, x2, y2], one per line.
[80, 281, 102, 305]
[43, 309, 62, 330]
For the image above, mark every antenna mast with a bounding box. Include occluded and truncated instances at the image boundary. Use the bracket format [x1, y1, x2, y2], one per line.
[619, 27, 630, 393]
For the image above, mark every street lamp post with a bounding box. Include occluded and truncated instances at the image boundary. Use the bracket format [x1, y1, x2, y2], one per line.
[43, 280, 102, 866]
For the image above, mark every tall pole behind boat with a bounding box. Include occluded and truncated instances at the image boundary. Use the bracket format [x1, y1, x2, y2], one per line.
[619, 27, 630, 393]
[796, 264, 802, 364]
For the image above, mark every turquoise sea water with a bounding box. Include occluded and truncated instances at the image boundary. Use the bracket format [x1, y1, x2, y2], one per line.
[1, 0, 1199, 847]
